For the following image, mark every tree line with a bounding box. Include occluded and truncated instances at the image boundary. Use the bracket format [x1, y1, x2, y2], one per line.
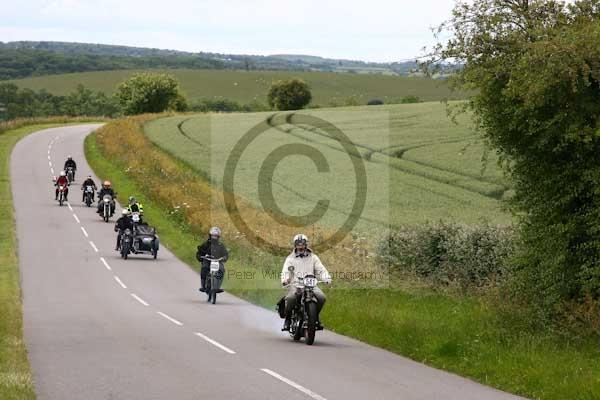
[0, 49, 226, 80]
[0, 73, 316, 121]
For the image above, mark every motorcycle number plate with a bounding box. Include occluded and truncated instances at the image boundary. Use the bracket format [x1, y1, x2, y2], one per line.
[210, 261, 220, 272]
[303, 277, 317, 287]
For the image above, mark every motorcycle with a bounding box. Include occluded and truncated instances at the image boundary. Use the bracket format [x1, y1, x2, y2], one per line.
[120, 212, 159, 259]
[66, 166, 75, 185]
[83, 185, 94, 207]
[57, 184, 67, 207]
[101, 194, 114, 222]
[201, 256, 224, 304]
[282, 266, 323, 345]
[120, 228, 133, 259]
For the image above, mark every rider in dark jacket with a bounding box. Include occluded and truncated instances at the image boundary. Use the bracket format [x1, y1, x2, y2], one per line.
[114, 209, 134, 250]
[64, 156, 77, 180]
[81, 175, 97, 202]
[97, 180, 116, 215]
[196, 227, 229, 292]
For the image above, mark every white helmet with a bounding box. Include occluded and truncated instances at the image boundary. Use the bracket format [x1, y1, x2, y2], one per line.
[122, 209, 129, 215]
[60, 170, 66, 177]
[293, 234, 308, 247]
[209, 226, 221, 237]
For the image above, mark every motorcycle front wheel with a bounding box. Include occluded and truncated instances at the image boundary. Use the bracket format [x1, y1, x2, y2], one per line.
[305, 302, 318, 345]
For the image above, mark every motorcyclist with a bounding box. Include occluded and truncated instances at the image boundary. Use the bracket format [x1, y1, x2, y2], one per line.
[196, 227, 229, 293]
[281, 234, 331, 331]
[63, 156, 77, 180]
[114, 209, 133, 251]
[126, 196, 145, 224]
[54, 171, 69, 201]
[81, 175, 97, 202]
[97, 180, 117, 216]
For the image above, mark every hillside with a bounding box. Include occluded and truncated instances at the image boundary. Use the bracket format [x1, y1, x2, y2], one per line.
[9, 69, 464, 106]
[0, 41, 420, 79]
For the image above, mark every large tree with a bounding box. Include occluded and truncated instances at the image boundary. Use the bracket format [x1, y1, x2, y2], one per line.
[267, 78, 312, 110]
[115, 73, 187, 115]
[431, 0, 600, 314]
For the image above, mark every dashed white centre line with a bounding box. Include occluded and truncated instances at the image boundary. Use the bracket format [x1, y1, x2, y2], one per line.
[80, 226, 88, 237]
[157, 312, 183, 326]
[89, 241, 98, 252]
[50, 168, 54, 175]
[131, 294, 149, 306]
[260, 369, 328, 400]
[48, 161, 52, 167]
[193, 332, 236, 354]
[73, 214, 80, 224]
[114, 275, 127, 289]
[48, 155, 51, 160]
[67, 203, 73, 211]
[100, 257, 111, 270]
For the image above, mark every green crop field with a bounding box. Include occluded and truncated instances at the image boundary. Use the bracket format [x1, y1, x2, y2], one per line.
[144, 102, 511, 239]
[10, 69, 465, 106]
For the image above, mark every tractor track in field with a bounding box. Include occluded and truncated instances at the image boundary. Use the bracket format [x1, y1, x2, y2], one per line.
[172, 115, 474, 228]
[267, 113, 508, 200]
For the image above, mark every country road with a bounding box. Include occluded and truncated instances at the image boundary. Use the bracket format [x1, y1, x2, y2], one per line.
[11, 125, 526, 400]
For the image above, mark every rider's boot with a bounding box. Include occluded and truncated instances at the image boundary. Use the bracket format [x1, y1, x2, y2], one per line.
[282, 317, 291, 331]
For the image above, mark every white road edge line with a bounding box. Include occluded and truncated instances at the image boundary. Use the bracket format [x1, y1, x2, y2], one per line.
[100, 257, 111, 270]
[260, 369, 328, 400]
[89, 241, 99, 252]
[131, 293, 149, 306]
[80, 226, 88, 237]
[73, 214, 80, 224]
[157, 311, 183, 326]
[114, 275, 127, 289]
[193, 332, 236, 354]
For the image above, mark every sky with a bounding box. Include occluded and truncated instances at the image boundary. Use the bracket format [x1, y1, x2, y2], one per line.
[0, 0, 458, 62]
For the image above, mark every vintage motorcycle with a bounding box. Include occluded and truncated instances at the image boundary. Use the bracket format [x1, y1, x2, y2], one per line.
[200, 256, 224, 304]
[101, 194, 115, 222]
[83, 185, 94, 207]
[280, 266, 323, 345]
[66, 166, 75, 185]
[120, 212, 159, 260]
[57, 184, 68, 207]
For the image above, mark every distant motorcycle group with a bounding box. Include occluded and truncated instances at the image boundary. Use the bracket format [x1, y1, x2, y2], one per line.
[52, 157, 332, 344]
[52, 156, 159, 261]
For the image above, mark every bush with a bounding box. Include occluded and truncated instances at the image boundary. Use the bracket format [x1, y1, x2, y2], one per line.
[115, 73, 187, 115]
[367, 99, 384, 106]
[190, 99, 269, 113]
[379, 222, 516, 290]
[267, 78, 312, 110]
[400, 95, 421, 104]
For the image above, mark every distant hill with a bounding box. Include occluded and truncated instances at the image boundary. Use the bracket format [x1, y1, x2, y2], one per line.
[0, 41, 421, 80]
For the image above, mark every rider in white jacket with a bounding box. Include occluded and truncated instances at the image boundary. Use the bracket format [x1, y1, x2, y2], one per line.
[281, 234, 331, 331]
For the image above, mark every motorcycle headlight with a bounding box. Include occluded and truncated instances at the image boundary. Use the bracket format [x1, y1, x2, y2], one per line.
[124, 229, 131, 235]
[142, 237, 152, 244]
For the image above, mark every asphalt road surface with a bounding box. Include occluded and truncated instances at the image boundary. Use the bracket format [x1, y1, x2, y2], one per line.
[11, 125, 526, 400]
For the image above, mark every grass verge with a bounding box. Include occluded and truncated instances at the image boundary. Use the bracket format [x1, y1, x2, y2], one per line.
[86, 118, 600, 400]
